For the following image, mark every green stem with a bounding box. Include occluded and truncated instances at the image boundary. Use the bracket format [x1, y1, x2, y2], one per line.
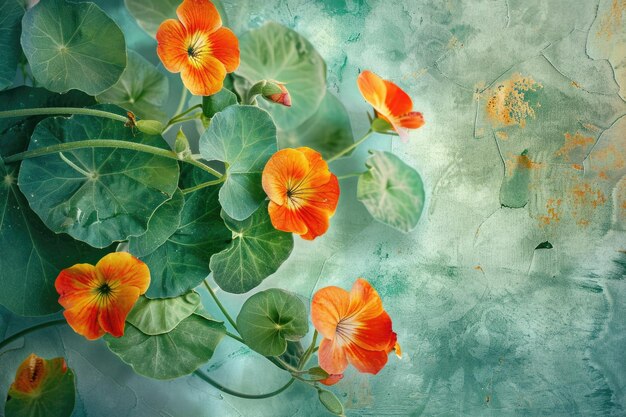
[193, 370, 295, 399]
[175, 89, 189, 115]
[0, 318, 67, 352]
[181, 176, 227, 194]
[0, 107, 129, 123]
[336, 172, 366, 181]
[273, 356, 300, 373]
[203, 280, 238, 330]
[225, 331, 245, 344]
[166, 105, 203, 127]
[327, 130, 373, 162]
[3, 139, 222, 179]
[298, 330, 318, 370]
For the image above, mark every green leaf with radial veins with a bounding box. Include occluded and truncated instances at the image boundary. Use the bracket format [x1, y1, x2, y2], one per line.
[0, 0, 25, 90]
[18, 105, 179, 249]
[277, 90, 354, 160]
[5, 356, 75, 417]
[238, 22, 327, 130]
[211, 201, 293, 294]
[199, 105, 277, 221]
[237, 289, 309, 356]
[105, 312, 226, 379]
[96, 51, 169, 122]
[127, 189, 184, 258]
[21, 0, 127, 95]
[0, 159, 109, 316]
[142, 167, 231, 298]
[357, 151, 425, 233]
[126, 292, 201, 335]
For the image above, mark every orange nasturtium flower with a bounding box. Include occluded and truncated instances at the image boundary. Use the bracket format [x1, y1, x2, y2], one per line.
[156, 0, 240, 96]
[357, 70, 425, 140]
[311, 278, 400, 380]
[55, 252, 150, 340]
[262, 147, 340, 240]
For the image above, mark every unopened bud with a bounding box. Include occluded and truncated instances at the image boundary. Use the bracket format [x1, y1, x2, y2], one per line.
[261, 81, 291, 107]
[136, 120, 164, 135]
[175, 128, 192, 160]
[370, 117, 392, 133]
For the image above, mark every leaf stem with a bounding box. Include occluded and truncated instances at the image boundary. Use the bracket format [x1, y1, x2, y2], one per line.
[0, 107, 129, 123]
[181, 176, 227, 194]
[203, 280, 238, 330]
[297, 330, 318, 370]
[336, 172, 366, 180]
[0, 318, 67, 352]
[175, 89, 189, 115]
[2, 139, 222, 179]
[193, 370, 295, 399]
[225, 331, 245, 344]
[166, 104, 203, 128]
[327, 130, 373, 162]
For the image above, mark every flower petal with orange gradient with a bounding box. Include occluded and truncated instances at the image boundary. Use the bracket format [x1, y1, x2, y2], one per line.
[311, 278, 399, 377]
[55, 252, 150, 340]
[357, 70, 425, 140]
[262, 147, 340, 240]
[156, 0, 239, 95]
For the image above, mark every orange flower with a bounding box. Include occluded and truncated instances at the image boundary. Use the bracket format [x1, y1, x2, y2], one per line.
[55, 252, 150, 340]
[262, 147, 340, 240]
[156, 0, 239, 96]
[311, 278, 400, 376]
[357, 70, 425, 140]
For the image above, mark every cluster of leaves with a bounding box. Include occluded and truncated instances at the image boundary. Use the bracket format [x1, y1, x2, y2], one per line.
[1, 0, 425, 416]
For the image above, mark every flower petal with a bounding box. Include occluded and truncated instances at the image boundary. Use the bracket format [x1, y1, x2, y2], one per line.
[98, 285, 141, 338]
[62, 293, 104, 340]
[311, 285, 351, 339]
[347, 278, 384, 320]
[55, 263, 100, 297]
[357, 70, 387, 112]
[177, 0, 221, 33]
[383, 80, 413, 117]
[208, 27, 240, 73]
[156, 19, 188, 73]
[262, 148, 309, 206]
[297, 174, 340, 240]
[344, 342, 389, 374]
[398, 111, 425, 129]
[318, 338, 349, 375]
[95, 252, 150, 293]
[295, 147, 333, 190]
[319, 373, 344, 386]
[267, 201, 308, 235]
[180, 54, 226, 96]
[349, 311, 394, 351]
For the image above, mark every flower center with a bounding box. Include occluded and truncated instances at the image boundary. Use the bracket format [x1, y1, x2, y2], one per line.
[97, 283, 112, 296]
[335, 318, 358, 343]
[185, 32, 211, 66]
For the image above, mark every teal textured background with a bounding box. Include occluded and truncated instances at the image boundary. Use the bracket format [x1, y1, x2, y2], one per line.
[1, 0, 625, 416]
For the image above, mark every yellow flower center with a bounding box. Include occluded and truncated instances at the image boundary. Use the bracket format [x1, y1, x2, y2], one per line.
[185, 32, 212, 67]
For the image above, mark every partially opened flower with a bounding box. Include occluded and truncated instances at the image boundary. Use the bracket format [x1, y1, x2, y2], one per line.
[262, 147, 340, 240]
[311, 278, 400, 377]
[156, 0, 239, 96]
[357, 70, 425, 141]
[55, 252, 150, 340]
[9, 354, 65, 395]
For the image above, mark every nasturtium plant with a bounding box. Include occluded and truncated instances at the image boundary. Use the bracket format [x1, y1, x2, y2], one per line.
[237, 22, 327, 130]
[18, 105, 180, 248]
[357, 151, 426, 232]
[199, 105, 277, 221]
[126, 292, 201, 335]
[5, 354, 76, 417]
[237, 289, 309, 356]
[211, 202, 294, 294]
[21, 0, 127, 95]
[0, 0, 24, 91]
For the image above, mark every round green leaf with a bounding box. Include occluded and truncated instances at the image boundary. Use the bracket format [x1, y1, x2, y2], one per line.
[318, 389, 345, 416]
[127, 189, 184, 257]
[18, 105, 180, 248]
[236, 289, 309, 356]
[96, 51, 169, 122]
[199, 105, 277, 221]
[277, 90, 354, 160]
[0, 0, 25, 90]
[5, 356, 76, 417]
[21, 0, 127, 95]
[202, 88, 238, 119]
[211, 201, 293, 294]
[105, 312, 226, 380]
[126, 292, 201, 335]
[357, 151, 425, 233]
[238, 22, 327, 130]
[0, 159, 109, 316]
[142, 168, 231, 298]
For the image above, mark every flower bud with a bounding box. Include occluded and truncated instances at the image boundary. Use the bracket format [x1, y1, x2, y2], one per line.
[370, 117, 392, 133]
[175, 128, 192, 160]
[261, 81, 291, 107]
[136, 120, 164, 135]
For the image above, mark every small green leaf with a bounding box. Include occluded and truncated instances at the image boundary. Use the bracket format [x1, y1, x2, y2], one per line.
[318, 389, 345, 416]
[18, 105, 180, 248]
[237, 289, 308, 356]
[535, 241, 553, 250]
[199, 105, 277, 220]
[127, 189, 184, 257]
[0, 0, 25, 90]
[126, 292, 201, 335]
[21, 0, 127, 95]
[357, 151, 425, 233]
[238, 22, 327, 130]
[5, 355, 75, 417]
[202, 88, 238, 119]
[105, 312, 226, 380]
[142, 169, 231, 298]
[96, 51, 169, 122]
[211, 202, 293, 294]
[277, 91, 354, 160]
[306, 367, 330, 381]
